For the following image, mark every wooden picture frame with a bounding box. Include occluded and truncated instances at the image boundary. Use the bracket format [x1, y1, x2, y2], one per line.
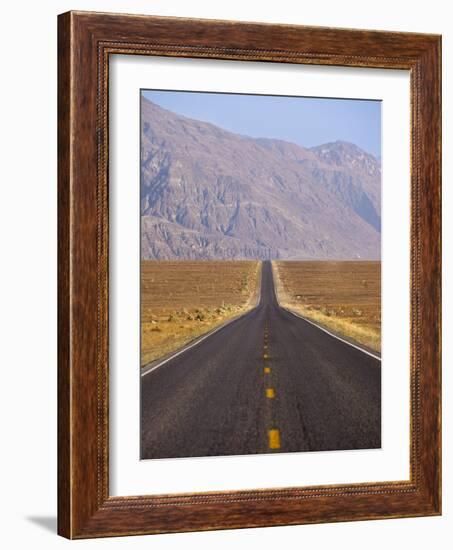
[58, 11, 441, 539]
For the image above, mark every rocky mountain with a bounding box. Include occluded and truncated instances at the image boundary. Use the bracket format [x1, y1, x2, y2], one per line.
[141, 97, 381, 260]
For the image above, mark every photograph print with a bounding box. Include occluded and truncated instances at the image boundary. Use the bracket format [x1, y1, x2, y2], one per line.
[140, 90, 381, 460]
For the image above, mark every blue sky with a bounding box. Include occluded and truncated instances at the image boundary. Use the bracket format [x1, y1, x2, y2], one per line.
[142, 89, 381, 158]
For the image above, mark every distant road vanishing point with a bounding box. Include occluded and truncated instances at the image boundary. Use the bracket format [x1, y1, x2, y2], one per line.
[140, 261, 381, 459]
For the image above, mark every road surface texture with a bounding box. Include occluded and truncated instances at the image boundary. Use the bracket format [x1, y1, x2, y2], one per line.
[141, 261, 381, 459]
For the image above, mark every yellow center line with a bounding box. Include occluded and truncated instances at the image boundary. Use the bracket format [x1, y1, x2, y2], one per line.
[263, 326, 280, 449]
[268, 429, 281, 449]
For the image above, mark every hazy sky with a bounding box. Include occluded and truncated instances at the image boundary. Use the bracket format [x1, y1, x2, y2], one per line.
[142, 89, 381, 158]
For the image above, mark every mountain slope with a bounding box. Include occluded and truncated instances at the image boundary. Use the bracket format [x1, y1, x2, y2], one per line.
[141, 97, 381, 260]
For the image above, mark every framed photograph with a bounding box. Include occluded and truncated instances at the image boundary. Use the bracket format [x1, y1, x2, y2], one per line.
[58, 11, 441, 538]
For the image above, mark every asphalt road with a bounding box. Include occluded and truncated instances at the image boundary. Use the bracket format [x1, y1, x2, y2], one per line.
[141, 261, 381, 459]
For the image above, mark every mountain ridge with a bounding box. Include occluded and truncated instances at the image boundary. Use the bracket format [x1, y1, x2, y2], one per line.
[141, 97, 381, 260]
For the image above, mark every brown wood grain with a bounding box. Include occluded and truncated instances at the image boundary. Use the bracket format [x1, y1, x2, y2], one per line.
[57, 10, 441, 539]
[57, 11, 71, 538]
